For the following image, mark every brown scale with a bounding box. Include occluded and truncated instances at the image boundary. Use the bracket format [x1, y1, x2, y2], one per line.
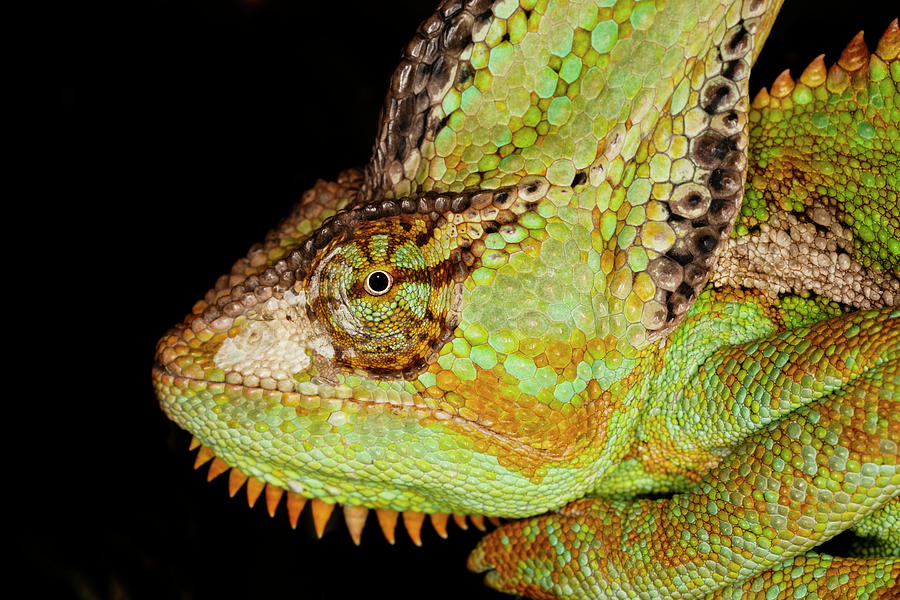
[190, 173, 363, 330]
[714, 22, 900, 309]
[647, 15, 758, 339]
[366, 0, 496, 197]
[198, 186, 493, 329]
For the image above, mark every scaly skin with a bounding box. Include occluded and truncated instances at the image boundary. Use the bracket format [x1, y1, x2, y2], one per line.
[152, 1, 900, 598]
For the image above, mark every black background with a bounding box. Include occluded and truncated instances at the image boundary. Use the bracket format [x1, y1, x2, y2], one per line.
[37, 1, 897, 599]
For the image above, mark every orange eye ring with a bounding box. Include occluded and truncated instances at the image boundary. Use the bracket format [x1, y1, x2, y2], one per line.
[364, 270, 393, 296]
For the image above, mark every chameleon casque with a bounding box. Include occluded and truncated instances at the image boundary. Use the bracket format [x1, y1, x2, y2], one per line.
[152, 0, 900, 598]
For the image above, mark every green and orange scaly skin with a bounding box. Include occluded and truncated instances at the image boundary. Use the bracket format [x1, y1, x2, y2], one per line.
[152, 1, 900, 598]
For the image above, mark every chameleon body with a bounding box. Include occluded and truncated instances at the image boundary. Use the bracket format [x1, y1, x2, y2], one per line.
[152, 1, 900, 598]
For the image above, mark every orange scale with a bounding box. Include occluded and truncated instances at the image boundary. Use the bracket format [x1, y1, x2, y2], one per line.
[545, 340, 573, 368]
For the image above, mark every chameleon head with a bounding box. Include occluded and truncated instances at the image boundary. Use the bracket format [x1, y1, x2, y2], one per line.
[154, 0, 781, 528]
[153, 173, 644, 520]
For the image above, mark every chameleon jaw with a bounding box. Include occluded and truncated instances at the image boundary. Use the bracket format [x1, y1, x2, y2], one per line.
[185, 434, 499, 546]
[153, 362, 504, 545]
[154, 308, 613, 533]
[153, 318, 590, 533]
[153, 351, 588, 470]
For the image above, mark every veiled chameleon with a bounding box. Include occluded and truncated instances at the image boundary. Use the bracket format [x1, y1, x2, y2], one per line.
[153, 1, 899, 597]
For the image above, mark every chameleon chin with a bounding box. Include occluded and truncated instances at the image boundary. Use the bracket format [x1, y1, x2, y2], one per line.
[153, 1, 900, 598]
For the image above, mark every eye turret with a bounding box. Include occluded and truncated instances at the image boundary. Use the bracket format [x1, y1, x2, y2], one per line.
[305, 214, 461, 378]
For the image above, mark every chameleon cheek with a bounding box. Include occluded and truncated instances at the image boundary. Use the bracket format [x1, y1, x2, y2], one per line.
[210, 290, 334, 390]
[412, 327, 640, 486]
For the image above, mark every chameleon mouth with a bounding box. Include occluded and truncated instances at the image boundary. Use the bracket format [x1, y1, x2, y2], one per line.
[153, 359, 476, 435]
[153, 349, 578, 464]
[153, 361, 515, 539]
[186, 435, 499, 546]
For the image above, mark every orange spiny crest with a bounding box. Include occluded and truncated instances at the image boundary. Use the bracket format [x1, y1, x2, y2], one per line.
[430, 513, 450, 539]
[875, 19, 898, 60]
[311, 498, 335, 538]
[287, 492, 308, 529]
[825, 61, 851, 94]
[343, 505, 369, 545]
[246, 476, 265, 507]
[193, 445, 214, 469]
[753, 23, 899, 108]
[228, 468, 248, 497]
[206, 457, 229, 481]
[376, 508, 399, 544]
[770, 69, 795, 98]
[838, 31, 869, 71]
[751, 87, 770, 109]
[265, 483, 284, 517]
[403, 511, 427, 546]
[184, 444, 497, 545]
[469, 514, 487, 531]
[799, 54, 827, 87]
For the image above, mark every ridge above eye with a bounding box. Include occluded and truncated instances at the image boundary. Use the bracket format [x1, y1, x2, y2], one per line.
[364, 270, 393, 296]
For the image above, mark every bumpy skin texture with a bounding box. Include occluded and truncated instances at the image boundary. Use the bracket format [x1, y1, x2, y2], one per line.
[152, 1, 900, 598]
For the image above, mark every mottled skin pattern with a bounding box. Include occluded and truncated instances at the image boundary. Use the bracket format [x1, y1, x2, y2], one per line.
[152, 1, 900, 598]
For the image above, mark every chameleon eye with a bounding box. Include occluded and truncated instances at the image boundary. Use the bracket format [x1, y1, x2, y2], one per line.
[306, 214, 463, 378]
[364, 270, 393, 296]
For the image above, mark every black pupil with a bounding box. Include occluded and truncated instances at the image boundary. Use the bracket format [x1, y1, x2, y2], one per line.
[368, 271, 390, 293]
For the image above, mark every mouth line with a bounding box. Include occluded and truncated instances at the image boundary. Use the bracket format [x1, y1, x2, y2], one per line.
[152, 362, 571, 462]
[152, 363, 576, 546]
[152, 362, 457, 418]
